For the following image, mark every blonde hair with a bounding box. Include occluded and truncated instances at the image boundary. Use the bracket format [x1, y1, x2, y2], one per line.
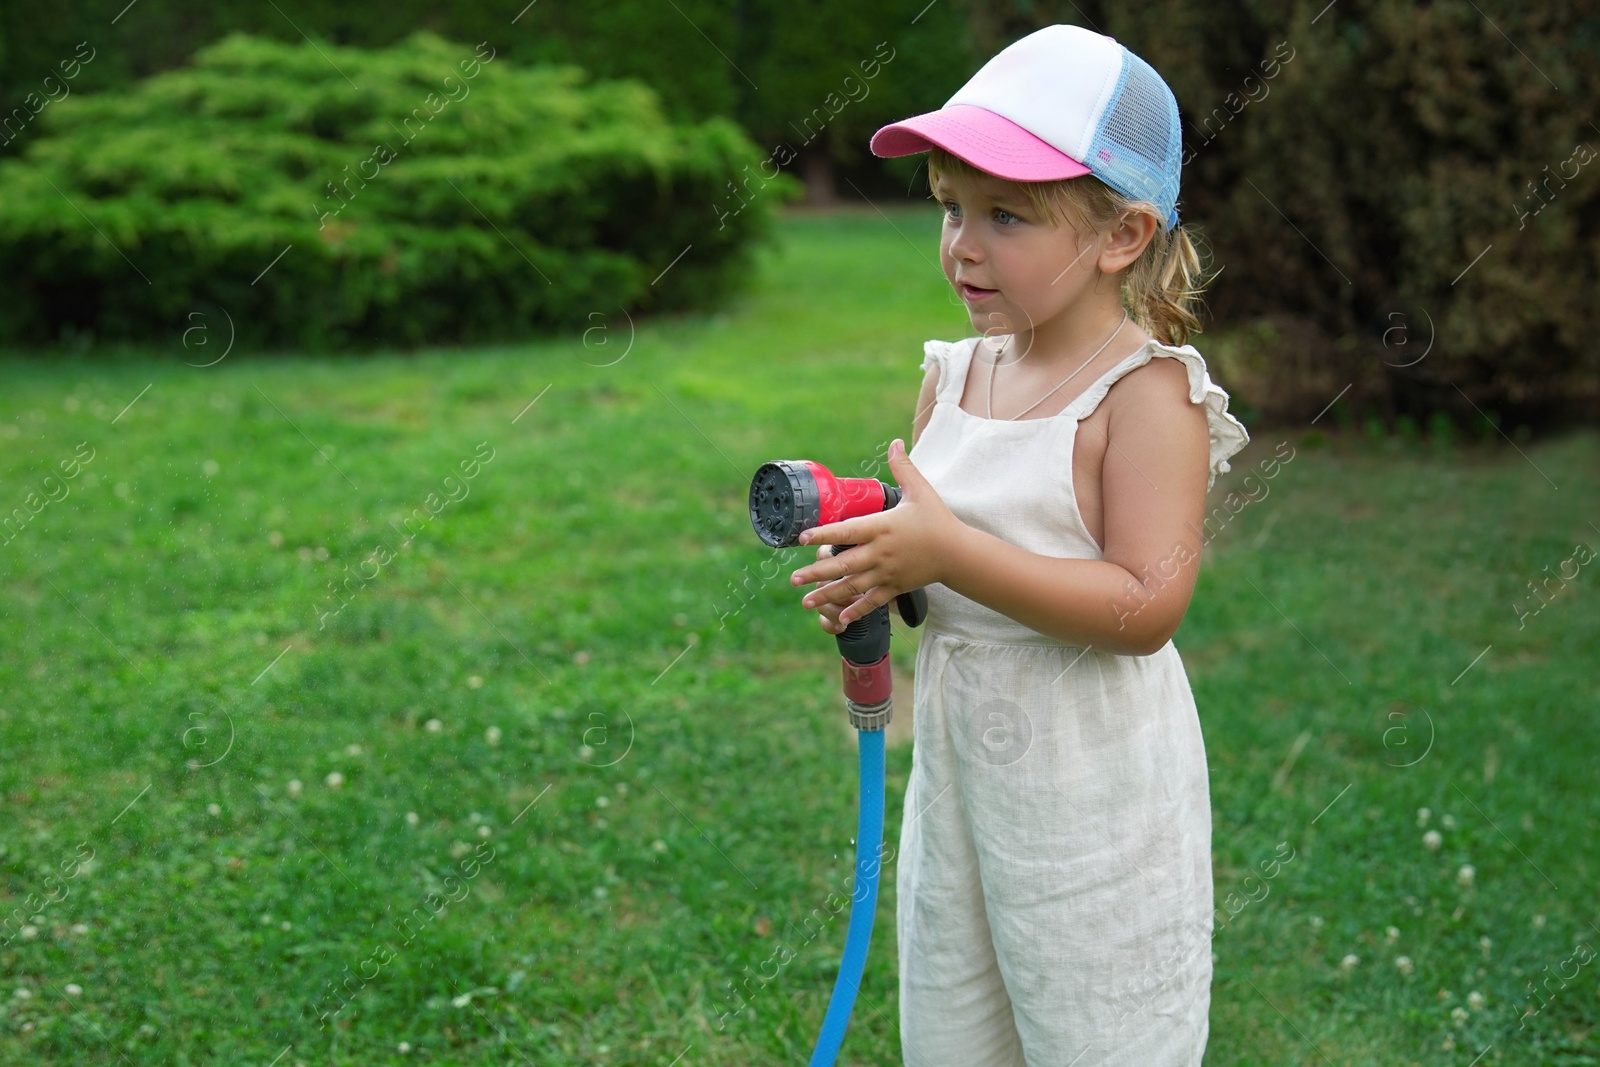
[926, 146, 1213, 347]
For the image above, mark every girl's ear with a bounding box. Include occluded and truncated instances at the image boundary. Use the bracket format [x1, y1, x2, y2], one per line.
[1100, 210, 1158, 274]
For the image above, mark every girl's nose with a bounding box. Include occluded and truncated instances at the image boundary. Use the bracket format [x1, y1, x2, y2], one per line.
[947, 224, 983, 264]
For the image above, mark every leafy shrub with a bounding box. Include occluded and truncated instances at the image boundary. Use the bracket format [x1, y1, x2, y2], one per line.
[0, 30, 802, 350]
[1145, 2, 1600, 427]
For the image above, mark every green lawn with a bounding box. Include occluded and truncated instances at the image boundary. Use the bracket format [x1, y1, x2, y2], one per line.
[1, 205, 1596, 1066]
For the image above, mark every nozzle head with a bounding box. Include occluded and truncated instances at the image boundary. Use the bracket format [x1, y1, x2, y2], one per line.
[749, 460, 820, 548]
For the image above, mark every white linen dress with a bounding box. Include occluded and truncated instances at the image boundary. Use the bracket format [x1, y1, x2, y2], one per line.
[896, 334, 1250, 1066]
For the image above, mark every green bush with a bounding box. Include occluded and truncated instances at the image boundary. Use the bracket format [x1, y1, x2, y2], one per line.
[1148, 2, 1600, 427]
[0, 30, 802, 350]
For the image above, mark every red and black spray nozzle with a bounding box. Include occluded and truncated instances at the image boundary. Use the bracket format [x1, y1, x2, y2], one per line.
[748, 460, 902, 550]
[749, 459, 927, 731]
[750, 458, 921, 729]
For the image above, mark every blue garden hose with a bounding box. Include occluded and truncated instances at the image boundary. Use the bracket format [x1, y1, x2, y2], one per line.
[743, 458, 927, 1063]
[809, 725, 886, 1066]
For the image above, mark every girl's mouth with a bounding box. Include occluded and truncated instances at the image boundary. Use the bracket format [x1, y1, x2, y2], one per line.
[960, 283, 999, 301]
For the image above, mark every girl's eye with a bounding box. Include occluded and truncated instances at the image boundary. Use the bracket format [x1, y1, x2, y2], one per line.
[941, 201, 1020, 225]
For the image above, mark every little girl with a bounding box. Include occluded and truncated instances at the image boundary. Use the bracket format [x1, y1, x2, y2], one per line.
[787, 25, 1250, 1067]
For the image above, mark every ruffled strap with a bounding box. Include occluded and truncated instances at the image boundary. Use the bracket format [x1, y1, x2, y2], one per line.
[919, 337, 980, 405]
[1066, 339, 1250, 494]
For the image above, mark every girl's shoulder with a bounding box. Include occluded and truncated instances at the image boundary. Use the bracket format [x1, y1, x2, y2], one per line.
[918, 336, 984, 405]
[918, 335, 982, 376]
[1100, 337, 1215, 411]
[1107, 338, 1250, 494]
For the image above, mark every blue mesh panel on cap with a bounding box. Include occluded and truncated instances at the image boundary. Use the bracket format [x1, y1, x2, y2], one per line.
[1085, 49, 1182, 230]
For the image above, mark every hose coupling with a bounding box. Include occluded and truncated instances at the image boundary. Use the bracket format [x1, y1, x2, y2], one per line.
[847, 697, 892, 732]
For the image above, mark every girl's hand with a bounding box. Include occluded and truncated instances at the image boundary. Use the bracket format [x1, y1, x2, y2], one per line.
[810, 547, 905, 634]
[790, 439, 959, 627]
[809, 544, 864, 635]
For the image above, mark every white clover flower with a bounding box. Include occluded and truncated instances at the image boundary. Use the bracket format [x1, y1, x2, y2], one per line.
[1438, 988, 1453, 1002]
[452, 993, 472, 1008]
[287, 779, 303, 797]
[206, 802, 221, 816]
[1533, 914, 1546, 929]
[652, 839, 667, 853]
[1395, 956, 1414, 976]
[1423, 830, 1442, 851]
[19, 925, 37, 940]
[1479, 935, 1492, 955]
[1441, 1036, 1455, 1052]
[595, 796, 610, 808]
[325, 771, 345, 789]
[1339, 954, 1359, 972]
[1386, 926, 1400, 944]
[1451, 1005, 1469, 1024]
[398, 1042, 412, 1054]
[405, 811, 420, 826]
[593, 886, 608, 899]
[1468, 991, 1485, 1010]
[1309, 915, 1323, 928]
[1441, 813, 1457, 829]
[425, 718, 443, 733]
[13, 988, 31, 999]
[1416, 807, 1431, 827]
[578, 744, 595, 760]
[70, 923, 88, 935]
[485, 726, 502, 746]
[64, 983, 82, 996]
[477, 826, 491, 838]
[345, 744, 362, 756]
[1457, 864, 1475, 888]
[467, 675, 483, 689]
[280, 921, 292, 931]
[450, 841, 470, 859]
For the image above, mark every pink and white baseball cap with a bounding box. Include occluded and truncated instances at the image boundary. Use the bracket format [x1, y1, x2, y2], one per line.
[870, 25, 1183, 230]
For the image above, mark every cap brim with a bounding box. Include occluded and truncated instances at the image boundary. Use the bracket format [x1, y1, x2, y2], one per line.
[870, 104, 1092, 182]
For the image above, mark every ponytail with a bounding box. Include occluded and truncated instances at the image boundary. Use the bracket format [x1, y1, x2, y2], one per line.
[1122, 220, 1210, 347]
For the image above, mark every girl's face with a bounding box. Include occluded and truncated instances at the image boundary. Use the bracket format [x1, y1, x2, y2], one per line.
[934, 169, 1111, 344]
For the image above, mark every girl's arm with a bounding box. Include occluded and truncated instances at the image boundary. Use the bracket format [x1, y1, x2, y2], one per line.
[940, 359, 1210, 654]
